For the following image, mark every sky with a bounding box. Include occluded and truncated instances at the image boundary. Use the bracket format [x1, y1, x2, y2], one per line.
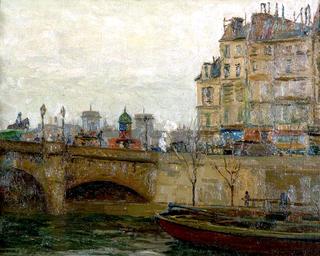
[0, 0, 318, 129]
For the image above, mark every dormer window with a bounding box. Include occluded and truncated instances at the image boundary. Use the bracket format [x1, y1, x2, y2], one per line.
[204, 65, 209, 78]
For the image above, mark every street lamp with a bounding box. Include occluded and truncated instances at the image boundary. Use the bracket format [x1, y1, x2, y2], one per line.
[143, 116, 150, 151]
[40, 104, 47, 142]
[60, 106, 66, 142]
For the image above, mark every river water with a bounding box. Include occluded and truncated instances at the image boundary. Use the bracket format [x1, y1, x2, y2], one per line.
[0, 202, 243, 256]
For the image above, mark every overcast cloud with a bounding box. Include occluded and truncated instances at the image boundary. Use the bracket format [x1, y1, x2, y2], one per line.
[0, 0, 317, 129]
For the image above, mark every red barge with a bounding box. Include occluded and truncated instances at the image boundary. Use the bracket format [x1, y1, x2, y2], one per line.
[156, 204, 320, 255]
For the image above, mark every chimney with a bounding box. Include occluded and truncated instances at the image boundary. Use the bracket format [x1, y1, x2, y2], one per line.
[260, 3, 266, 13]
[275, 3, 279, 17]
[267, 2, 270, 14]
[281, 4, 285, 30]
[305, 6, 308, 25]
[232, 17, 244, 37]
[307, 4, 311, 25]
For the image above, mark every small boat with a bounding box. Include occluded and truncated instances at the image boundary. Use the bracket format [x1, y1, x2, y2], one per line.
[156, 204, 320, 255]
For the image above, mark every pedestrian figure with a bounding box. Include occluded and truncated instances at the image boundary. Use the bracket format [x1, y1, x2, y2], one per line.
[279, 192, 290, 212]
[243, 191, 250, 207]
[97, 130, 104, 147]
[34, 134, 40, 143]
[66, 135, 72, 145]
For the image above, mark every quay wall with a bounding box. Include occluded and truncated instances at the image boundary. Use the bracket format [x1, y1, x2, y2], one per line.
[154, 155, 320, 207]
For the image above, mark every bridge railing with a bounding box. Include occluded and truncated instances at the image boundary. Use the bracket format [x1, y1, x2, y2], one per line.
[67, 145, 158, 163]
[0, 140, 42, 154]
[0, 140, 159, 164]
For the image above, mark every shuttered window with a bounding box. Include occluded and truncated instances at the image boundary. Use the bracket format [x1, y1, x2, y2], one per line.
[222, 84, 233, 103]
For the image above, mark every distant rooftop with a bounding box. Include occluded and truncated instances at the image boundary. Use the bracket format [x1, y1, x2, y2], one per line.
[220, 3, 314, 42]
[81, 105, 101, 119]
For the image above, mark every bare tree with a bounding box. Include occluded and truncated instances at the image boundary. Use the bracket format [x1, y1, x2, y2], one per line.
[311, 186, 320, 220]
[170, 120, 203, 206]
[210, 157, 241, 206]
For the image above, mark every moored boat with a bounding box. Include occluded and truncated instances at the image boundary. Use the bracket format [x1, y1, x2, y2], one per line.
[156, 204, 320, 255]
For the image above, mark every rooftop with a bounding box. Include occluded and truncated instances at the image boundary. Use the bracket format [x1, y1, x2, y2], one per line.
[220, 4, 314, 42]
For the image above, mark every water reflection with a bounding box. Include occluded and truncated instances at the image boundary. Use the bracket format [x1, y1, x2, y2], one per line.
[0, 203, 247, 256]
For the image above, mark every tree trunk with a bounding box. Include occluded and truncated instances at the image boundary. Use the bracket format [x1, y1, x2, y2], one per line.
[192, 182, 196, 206]
[230, 185, 234, 207]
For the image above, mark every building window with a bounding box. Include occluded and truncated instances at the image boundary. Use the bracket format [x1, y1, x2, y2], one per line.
[202, 87, 213, 105]
[264, 45, 272, 55]
[222, 83, 233, 103]
[286, 59, 292, 73]
[224, 109, 229, 124]
[260, 83, 270, 101]
[295, 44, 304, 55]
[237, 107, 243, 122]
[285, 45, 292, 54]
[252, 61, 257, 72]
[236, 45, 242, 55]
[251, 47, 257, 55]
[205, 113, 211, 127]
[224, 45, 230, 58]
[235, 64, 241, 77]
[235, 82, 243, 102]
[224, 64, 230, 78]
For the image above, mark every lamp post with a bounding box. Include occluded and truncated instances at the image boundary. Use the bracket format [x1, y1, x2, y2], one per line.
[143, 116, 148, 151]
[60, 106, 66, 142]
[40, 104, 47, 142]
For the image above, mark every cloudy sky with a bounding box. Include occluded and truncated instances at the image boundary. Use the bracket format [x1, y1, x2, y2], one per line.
[0, 0, 317, 129]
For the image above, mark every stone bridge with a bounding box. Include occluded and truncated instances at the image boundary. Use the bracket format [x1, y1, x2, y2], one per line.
[0, 140, 159, 214]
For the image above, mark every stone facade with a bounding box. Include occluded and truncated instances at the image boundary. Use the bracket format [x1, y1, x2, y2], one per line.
[195, 58, 221, 142]
[196, 3, 320, 154]
[155, 154, 320, 208]
[219, 17, 247, 130]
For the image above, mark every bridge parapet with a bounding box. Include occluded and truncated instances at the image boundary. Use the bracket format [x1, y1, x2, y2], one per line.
[67, 146, 158, 163]
[0, 140, 159, 164]
[0, 140, 42, 154]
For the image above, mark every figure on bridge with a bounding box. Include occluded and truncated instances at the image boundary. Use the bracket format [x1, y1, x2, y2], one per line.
[16, 112, 22, 126]
[7, 112, 30, 130]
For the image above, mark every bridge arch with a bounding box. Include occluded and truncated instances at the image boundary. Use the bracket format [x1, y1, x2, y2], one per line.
[66, 180, 147, 202]
[66, 176, 151, 202]
[0, 167, 47, 211]
[66, 158, 156, 201]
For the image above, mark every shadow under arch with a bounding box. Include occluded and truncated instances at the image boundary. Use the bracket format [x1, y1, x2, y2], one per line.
[66, 181, 147, 203]
[0, 167, 47, 212]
